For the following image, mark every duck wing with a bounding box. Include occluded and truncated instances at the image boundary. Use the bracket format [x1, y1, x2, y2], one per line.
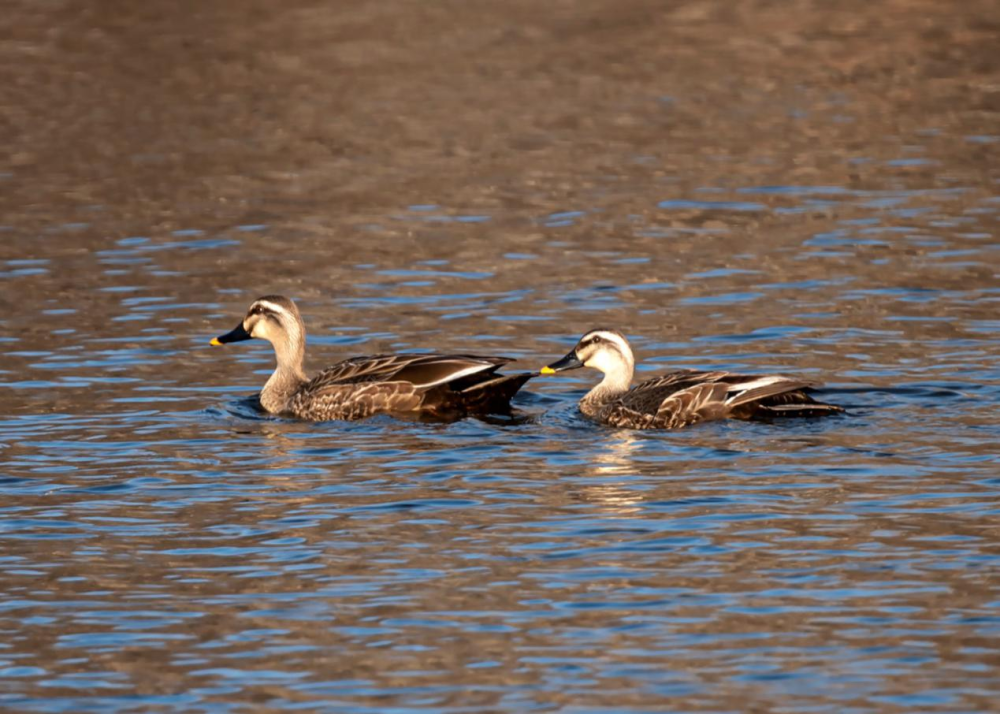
[722, 374, 817, 408]
[392, 355, 513, 389]
[630, 370, 732, 395]
[629, 371, 818, 409]
[721, 375, 844, 419]
[307, 353, 512, 391]
[604, 371, 820, 429]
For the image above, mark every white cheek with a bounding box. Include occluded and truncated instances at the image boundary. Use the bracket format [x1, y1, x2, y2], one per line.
[584, 350, 616, 374]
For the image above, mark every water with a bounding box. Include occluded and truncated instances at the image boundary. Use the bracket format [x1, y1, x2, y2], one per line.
[1, 0, 998, 711]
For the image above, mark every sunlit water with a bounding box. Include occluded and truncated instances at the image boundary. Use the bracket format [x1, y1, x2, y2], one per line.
[2, 0, 998, 711]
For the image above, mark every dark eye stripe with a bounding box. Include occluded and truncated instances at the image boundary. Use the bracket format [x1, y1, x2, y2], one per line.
[250, 305, 279, 319]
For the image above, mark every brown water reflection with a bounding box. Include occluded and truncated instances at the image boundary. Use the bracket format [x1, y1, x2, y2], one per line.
[1, 0, 998, 711]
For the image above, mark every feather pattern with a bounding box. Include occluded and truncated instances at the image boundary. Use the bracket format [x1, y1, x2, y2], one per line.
[305, 354, 508, 391]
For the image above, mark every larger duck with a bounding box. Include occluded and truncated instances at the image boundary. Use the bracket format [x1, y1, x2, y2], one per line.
[211, 295, 532, 421]
[541, 328, 843, 429]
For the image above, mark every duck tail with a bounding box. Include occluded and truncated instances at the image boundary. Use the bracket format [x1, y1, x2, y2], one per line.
[752, 402, 845, 418]
[457, 372, 534, 414]
[725, 376, 844, 419]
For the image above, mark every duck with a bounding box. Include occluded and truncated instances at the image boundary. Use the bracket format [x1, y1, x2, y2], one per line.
[541, 328, 844, 429]
[210, 295, 533, 421]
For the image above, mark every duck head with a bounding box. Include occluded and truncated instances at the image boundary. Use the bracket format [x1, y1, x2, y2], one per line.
[211, 295, 306, 374]
[541, 328, 635, 381]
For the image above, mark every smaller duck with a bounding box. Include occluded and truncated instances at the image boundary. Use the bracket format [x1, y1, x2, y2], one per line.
[541, 329, 843, 429]
[211, 295, 532, 421]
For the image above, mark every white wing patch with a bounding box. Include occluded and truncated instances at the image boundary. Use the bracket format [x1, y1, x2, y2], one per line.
[729, 376, 784, 392]
[412, 362, 493, 389]
[724, 376, 786, 404]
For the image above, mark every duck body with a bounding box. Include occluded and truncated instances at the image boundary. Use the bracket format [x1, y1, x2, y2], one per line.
[543, 329, 843, 430]
[579, 368, 841, 429]
[212, 296, 532, 421]
[279, 353, 531, 421]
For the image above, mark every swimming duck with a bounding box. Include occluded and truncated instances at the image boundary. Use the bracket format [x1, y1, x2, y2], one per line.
[541, 329, 843, 429]
[211, 295, 533, 421]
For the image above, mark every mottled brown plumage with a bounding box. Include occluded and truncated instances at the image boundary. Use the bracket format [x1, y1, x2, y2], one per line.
[211, 295, 532, 421]
[542, 329, 843, 430]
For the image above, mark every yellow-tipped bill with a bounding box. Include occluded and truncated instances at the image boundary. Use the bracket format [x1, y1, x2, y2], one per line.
[540, 350, 584, 374]
[211, 322, 253, 346]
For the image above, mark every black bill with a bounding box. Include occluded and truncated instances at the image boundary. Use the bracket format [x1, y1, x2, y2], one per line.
[210, 322, 252, 346]
[540, 350, 584, 374]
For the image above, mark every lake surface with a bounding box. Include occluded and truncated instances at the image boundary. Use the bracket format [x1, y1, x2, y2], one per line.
[1, 0, 998, 711]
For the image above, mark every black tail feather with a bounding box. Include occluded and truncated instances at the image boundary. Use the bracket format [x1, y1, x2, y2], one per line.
[751, 402, 845, 419]
[731, 389, 844, 420]
[456, 372, 534, 414]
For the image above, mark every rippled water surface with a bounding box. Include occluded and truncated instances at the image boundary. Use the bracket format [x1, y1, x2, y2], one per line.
[1, 0, 998, 711]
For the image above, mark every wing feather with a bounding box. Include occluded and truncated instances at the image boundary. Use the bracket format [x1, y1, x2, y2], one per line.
[724, 376, 816, 407]
[628, 370, 732, 397]
[652, 382, 729, 428]
[304, 353, 512, 395]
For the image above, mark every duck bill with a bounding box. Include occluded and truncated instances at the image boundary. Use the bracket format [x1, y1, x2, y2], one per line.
[540, 350, 584, 375]
[210, 322, 252, 346]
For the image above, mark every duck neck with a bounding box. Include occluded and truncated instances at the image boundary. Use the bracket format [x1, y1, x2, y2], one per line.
[580, 367, 632, 417]
[260, 331, 308, 414]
